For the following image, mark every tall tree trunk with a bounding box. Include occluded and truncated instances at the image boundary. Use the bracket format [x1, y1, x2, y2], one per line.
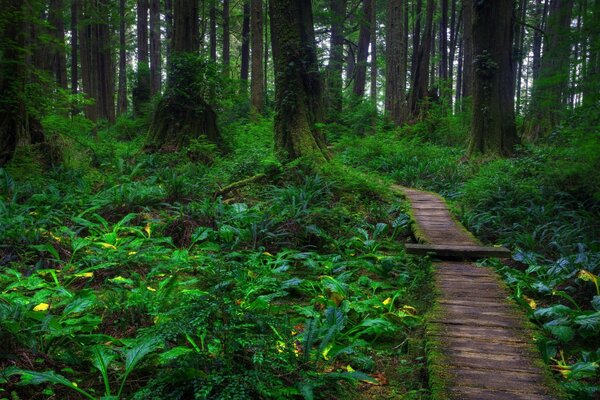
[209, 0, 217, 61]
[369, 0, 377, 103]
[409, 0, 434, 118]
[325, 0, 346, 120]
[150, 0, 161, 94]
[269, 0, 329, 162]
[0, 0, 27, 165]
[147, 0, 221, 150]
[117, 0, 128, 115]
[532, 0, 548, 80]
[80, 0, 114, 122]
[251, 0, 264, 113]
[461, 0, 472, 98]
[525, 0, 574, 140]
[134, 0, 151, 113]
[222, 0, 230, 75]
[515, 0, 527, 113]
[455, 31, 463, 108]
[583, 0, 600, 106]
[410, 0, 422, 81]
[240, 1, 250, 86]
[165, 0, 173, 61]
[71, 0, 79, 96]
[469, 0, 519, 156]
[49, 0, 68, 89]
[97, 0, 115, 122]
[353, 0, 372, 98]
[385, 0, 406, 124]
[439, 0, 448, 84]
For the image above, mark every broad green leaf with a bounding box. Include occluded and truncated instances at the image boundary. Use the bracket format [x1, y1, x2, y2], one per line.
[546, 324, 575, 343]
[6, 368, 95, 400]
[158, 347, 193, 364]
[30, 244, 60, 261]
[592, 296, 600, 311]
[574, 311, 600, 335]
[91, 346, 117, 397]
[569, 361, 599, 380]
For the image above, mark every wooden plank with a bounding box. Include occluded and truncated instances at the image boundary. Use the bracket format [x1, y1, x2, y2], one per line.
[405, 243, 511, 259]
[449, 387, 557, 400]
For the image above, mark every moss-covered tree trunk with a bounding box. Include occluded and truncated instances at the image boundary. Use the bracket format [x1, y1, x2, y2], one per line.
[269, 0, 329, 162]
[146, 0, 222, 151]
[469, 0, 519, 156]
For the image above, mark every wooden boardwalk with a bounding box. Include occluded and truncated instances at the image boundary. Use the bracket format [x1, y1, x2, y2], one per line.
[398, 186, 562, 400]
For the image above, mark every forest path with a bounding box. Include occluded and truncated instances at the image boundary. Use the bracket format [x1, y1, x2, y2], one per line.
[395, 186, 562, 399]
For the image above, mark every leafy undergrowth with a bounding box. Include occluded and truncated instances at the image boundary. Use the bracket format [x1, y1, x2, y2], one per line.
[339, 112, 600, 398]
[0, 118, 433, 399]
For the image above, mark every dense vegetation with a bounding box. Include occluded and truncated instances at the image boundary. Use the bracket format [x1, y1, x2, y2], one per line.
[1, 0, 600, 399]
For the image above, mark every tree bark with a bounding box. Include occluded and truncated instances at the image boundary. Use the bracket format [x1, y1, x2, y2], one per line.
[209, 0, 217, 61]
[251, 0, 264, 114]
[469, 0, 519, 156]
[369, 0, 377, 103]
[531, 0, 548, 81]
[150, 0, 161, 94]
[49, 0, 68, 89]
[71, 0, 79, 96]
[583, 0, 600, 106]
[409, 0, 434, 118]
[0, 0, 27, 166]
[79, 0, 114, 122]
[165, 0, 173, 61]
[525, 0, 574, 140]
[325, 0, 346, 120]
[134, 0, 151, 112]
[439, 0, 448, 83]
[222, 0, 230, 75]
[353, 0, 372, 98]
[147, 0, 221, 151]
[385, 0, 406, 124]
[117, 0, 128, 115]
[461, 0, 472, 98]
[269, 0, 329, 162]
[240, 1, 250, 85]
[515, 0, 527, 113]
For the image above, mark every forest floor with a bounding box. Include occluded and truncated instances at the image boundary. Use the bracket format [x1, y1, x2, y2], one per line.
[1, 113, 599, 399]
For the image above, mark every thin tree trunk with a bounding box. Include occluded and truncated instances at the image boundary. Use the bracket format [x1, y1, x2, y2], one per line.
[209, 0, 217, 61]
[439, 0, 448, 84]
[134, 0, 151, 111]
[369, 0, 377, 103]
[150, 0, 161, 94]
[409, 0, 434, 118]
[49, 0, 68, 89]
[251, 0, 264, 113]
[515, 0, 527, 113]
[325, 0, 346, 119]
[222, 0, 230, 75]
[353, 0, 372, 98]
[71, 0, 79, 96]
[385, 0, 406, 124]
[469, 0, 518, 156]
[240, 1, 250, 85]
[411, 0, 422, 80]
[583, 0, 600, 106]
[532, 0, 548, 80]
[461, 0, 472, 98]
[117, 0, 128, 115]
[165, 0, 173, 61]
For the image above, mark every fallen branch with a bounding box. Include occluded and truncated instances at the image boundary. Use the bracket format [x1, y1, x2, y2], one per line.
[214, 173, 267, 198]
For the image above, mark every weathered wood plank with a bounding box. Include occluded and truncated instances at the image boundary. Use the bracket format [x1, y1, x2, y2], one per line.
[405, 243, 511, 258]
